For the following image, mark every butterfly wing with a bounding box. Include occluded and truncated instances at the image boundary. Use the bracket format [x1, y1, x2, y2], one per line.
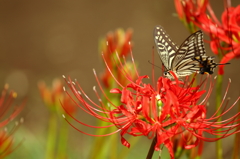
[154, 25, 178, 70]
[154, 26, 213, 79]
[192, 30, 206, 57]
[172, 30, 206, 69]
[171, 30, 207, 76]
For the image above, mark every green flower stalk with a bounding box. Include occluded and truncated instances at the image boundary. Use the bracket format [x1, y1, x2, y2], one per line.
[88, 28, 138, 159]
[38, 79, 76, 159]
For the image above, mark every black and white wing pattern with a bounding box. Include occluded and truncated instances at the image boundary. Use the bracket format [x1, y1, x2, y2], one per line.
[154, 25, 230, 79]
[154, 25, 179, 71]
[170, 29, 206, 77]
[171, 30, 205, 68]
[154, 25, 204, 78]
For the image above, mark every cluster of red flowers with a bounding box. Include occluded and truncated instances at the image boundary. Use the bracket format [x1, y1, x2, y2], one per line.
[99, 28, 134, 88]
[38, 79, 76, 115]
[0, 84, 24, 158]
[174, 0, 240, 74]
[62, 45, 240, 158]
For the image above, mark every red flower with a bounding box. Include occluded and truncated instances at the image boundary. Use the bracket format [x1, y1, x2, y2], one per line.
[172, 128, 204, 158]
[0, 84, 24, 158]
[38, 79, 76, 115]
[99, 28, 134, 88]
[62, 46, 240, 158]
[175, 0, 240, 75]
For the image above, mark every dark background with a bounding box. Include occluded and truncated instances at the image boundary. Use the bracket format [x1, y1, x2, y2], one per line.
[0, 0, 239, 158]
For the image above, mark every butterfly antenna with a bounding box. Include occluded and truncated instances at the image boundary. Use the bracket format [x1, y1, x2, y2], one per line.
[151, 45, 156, 89]
[216, 63, 230, 65]
[148, 60, 162, 69]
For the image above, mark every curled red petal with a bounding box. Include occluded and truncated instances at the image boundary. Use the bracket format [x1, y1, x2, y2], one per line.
[219, 47, 240, 74]
[174, 0, 184, 19]
[110, 88, 122, 94]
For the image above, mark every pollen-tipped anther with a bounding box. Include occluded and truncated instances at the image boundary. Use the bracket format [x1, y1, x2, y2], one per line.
[20, 118, 24, 123]
[93, 68, 96, 75]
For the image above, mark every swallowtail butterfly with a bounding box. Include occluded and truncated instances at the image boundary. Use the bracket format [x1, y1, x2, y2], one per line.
[154, 25, 229, 79]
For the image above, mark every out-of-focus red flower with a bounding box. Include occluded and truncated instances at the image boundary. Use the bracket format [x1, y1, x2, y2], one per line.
[0, 131, 14, 158]
[0, 84, 24, 158]
[38, 79, 76, 115]
[174, 0, 240, 75]
[99, 28, 136, 88]
[172, 128, 204, 158]
[62, 47, 240, 159]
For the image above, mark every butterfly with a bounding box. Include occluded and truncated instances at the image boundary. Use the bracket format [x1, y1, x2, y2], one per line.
[154, 25, 229, 79]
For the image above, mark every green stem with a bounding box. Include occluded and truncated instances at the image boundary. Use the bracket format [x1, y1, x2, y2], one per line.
[88, 90, 120, 159]
[57, 117, 69, 159]
[146, 135, 157, 159]
[119, 136, 140, 159]
[175, 147, 184, 159]
[88, 120, 110, 159]
[45, 113, 58, 159]
[109, 126, 118, 159]
[216, 75, 223, 159]
[88, 119, 118, 159]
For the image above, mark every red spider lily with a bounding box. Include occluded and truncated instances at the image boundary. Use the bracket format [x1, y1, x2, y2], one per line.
[62, 44, 240, 159]
[0, 84, 24, 128]
[174, 0, 240, 75]
[172, 128, 204, 158]
[0, 121, 24, 158]
[0, 130, 14, 158]
[99, 28, 134, 88]
[38, 79, 76, 115]
[0, 84, 24, 158]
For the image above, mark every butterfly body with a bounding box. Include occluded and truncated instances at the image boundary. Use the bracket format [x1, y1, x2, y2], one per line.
[194, 55, 215, 74]
[154, 25, 229, 79]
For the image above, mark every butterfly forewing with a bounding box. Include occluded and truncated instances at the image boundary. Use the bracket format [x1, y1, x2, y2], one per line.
[194, 31, 206, 56]
[154, 25, 178, 70]
[171, 30, 206, 70]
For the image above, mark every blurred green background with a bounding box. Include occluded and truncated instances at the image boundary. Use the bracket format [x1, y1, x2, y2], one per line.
[0, 0, 239, 158]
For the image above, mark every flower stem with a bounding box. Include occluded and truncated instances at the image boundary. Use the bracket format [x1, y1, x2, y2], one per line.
[119, 136, 140, 159]
[88, 120, 111, 159]
[57, 117, 69, 159]
[146, 135, 157, 159]
[216, 74, 223, 159]
[45, 113, 57, 159]
[109, 126, 118, 159]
